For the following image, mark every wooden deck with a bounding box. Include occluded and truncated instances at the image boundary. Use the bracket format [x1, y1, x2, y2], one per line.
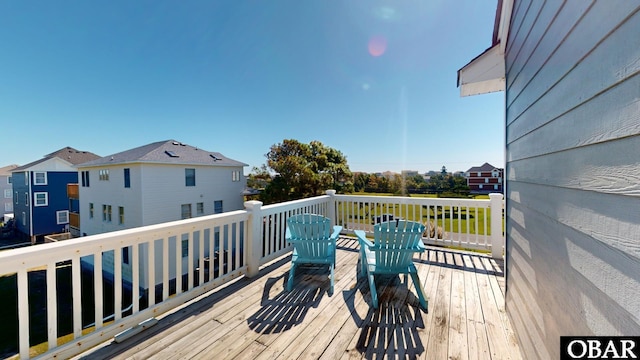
[74, 237, 521, 359]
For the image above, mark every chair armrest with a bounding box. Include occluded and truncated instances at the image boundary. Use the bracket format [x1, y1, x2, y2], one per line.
[330, 226, 342, 240]
[416, 240, 426, 252]
[285, 227, 291, 241]
[354, 230, 374, 248]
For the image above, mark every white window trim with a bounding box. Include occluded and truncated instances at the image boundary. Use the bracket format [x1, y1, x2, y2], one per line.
[56, 210, 69, 224]
[34, 171, 48, 185]
[34, 192, 48, 207]
[4, 203, 12, 212]
[4, 189, 11, 198]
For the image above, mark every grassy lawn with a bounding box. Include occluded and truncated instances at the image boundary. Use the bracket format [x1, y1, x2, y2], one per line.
[342, 192, 495, 235]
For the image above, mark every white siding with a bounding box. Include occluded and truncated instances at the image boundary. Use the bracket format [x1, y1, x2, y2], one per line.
[79, 165, 144, 236]
[504, 2, 640, 359]
[139, 164, 245, 225]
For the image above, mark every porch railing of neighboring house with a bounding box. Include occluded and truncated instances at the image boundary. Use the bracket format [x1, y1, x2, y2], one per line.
[0, 191, 502, 359]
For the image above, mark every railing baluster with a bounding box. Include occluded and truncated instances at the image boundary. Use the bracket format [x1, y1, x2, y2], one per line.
[94, 253, 103, 329]
[187, 232, 193, 291]
[162, 237, 169, 301]
[132, 244, 139, 314]
[46, 261, 57, 350]
[175, 237, 182, 295]
[114, 247, 122, 321]
[148, 240, 155, 307]
[72, 256, 82, 338]
[198, 230, 205, 286]
[18, 270, 29, 359]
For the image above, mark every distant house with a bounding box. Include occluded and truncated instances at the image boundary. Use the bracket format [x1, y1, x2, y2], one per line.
[11, 148, 100, 243]
[465, 162, 503, 194]
[75, 140, 248, 290]
[76, 139, 248, 235]
[0, 164, 18, 221]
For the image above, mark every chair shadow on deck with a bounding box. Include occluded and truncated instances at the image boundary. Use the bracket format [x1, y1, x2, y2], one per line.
[342, 264, 426, 359]
[247, 267, 327, 334]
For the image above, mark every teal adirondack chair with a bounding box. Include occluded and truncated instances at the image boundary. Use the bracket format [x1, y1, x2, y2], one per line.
[286, 214, 342, 294]
[355, 220, 428, 310]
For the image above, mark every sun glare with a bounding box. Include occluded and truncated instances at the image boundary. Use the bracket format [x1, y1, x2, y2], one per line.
[368, 35, 387, 57]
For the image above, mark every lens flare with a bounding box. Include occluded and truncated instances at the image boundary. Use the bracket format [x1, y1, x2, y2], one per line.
[368, 36, 387, 57]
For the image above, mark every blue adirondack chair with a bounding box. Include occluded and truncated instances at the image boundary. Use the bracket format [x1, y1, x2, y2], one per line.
[355, 220, 428, 310]
[286, 213, 342, 294]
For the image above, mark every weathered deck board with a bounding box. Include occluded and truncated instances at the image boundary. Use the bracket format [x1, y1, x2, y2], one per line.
[74, 237, 522, 360]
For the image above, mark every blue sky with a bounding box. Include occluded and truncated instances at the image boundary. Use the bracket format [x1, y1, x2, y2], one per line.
[0, 0, 504, 174]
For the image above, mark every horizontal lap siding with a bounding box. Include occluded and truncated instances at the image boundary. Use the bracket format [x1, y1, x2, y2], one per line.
[504, 1, 640, 359]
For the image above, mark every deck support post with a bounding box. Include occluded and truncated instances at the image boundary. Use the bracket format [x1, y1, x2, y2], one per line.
[489, 193, 504, 259]
[326, 189, 336, 227]
[244, 200, 263, 277]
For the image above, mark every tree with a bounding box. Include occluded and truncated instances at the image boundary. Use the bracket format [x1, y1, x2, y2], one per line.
[260, 139, 353, 203]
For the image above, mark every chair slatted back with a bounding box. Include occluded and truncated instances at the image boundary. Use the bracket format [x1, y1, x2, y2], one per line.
[287, 213, 332, 258]
[372, 220, 425, 272]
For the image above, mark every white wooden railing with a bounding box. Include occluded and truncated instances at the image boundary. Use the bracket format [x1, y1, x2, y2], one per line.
[334, 193, 504, 257]
[0, 191, 501, 359]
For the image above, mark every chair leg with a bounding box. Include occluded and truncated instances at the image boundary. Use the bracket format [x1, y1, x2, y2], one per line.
[368, 273, 378, 308]
[287, 263, 296, 291]
[410, 271, 428, 311]
[329, 263, 334, 295]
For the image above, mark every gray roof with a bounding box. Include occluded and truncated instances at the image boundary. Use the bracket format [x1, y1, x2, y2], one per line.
[13, 147, 101, 171]
[77, 140, 247, 168]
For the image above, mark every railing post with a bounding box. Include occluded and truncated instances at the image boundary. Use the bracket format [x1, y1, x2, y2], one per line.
[326, 189, 336, 227]
[244, 200, 263, 277]
[489, 193, 504, 259]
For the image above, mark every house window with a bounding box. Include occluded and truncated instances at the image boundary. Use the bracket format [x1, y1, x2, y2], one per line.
[34, 172, 47, 185]
[214, 200, 223, 214]
[89, 203, 94, 218]
[24, 193, 29, 207]
[99, 169, 110, 181]
[479, 184, 483, 189]
[81, 171, 90, 187]
[3, 189, 10, 198]
[7, 176, 11, 184]
[25, 173, 28, 185]
[4, 203, 11, 212]
[185, 169, 195, 186]
[34, 192, 48, 207]
[22, 212, 26, 226]
[494, 184, 499, 190]
[232, 170, 240, 182]
[197, 202, 204, 216]
[56, 210, 69, 224]
[124, 168, 131, 188]
[485, 178, 489, 183]
[181, 204, 192, 219]
[103, 205, 112, 222]
[477, 172, 481, 177]
[15, 191, 18, 204]
[119, 206, 124, 225]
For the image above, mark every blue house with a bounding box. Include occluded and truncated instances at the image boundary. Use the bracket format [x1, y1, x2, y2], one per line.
[12, 147, 100, 243]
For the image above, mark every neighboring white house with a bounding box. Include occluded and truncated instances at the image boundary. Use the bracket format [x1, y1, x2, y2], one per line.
[0, 164, 18, 221]
[76, 139, 247, 235]
[75, 140, 248, 290]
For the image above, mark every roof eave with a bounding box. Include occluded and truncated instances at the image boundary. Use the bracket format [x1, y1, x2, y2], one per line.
[457, 0, 513, 97]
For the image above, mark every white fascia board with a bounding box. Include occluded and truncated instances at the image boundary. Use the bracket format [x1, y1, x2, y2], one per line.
[458, 44, 505, 97]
